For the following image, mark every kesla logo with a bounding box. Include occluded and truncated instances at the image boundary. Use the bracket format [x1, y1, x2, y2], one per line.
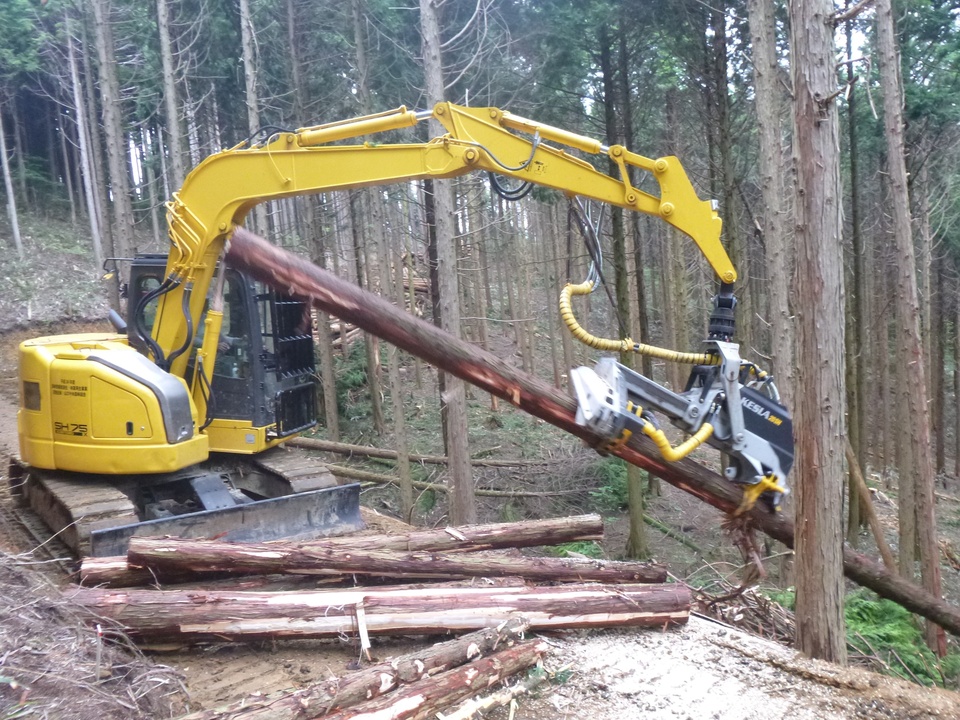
[742, 397, 783, 426]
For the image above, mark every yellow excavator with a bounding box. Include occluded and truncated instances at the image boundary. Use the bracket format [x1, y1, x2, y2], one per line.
[11, 102, 792, 557]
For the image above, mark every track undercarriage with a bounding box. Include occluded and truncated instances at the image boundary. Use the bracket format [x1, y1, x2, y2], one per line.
[8, 447, 362, 557]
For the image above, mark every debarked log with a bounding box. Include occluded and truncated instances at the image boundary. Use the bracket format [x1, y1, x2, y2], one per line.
[173, 619, 531, 720]
[72, 582, 690, 642]
[125, 536, 666, 584]
[318, 640, 548, 720]
[80, 514, 604, 587]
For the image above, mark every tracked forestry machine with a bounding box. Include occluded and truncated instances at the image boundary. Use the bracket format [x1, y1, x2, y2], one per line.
[11, 102, 792, 557]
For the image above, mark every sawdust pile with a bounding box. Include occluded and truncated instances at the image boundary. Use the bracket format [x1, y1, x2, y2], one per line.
[0, 551, 186, 719]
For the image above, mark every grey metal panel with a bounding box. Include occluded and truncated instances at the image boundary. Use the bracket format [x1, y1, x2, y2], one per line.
[88, 483, 363, 557]
[87, 351, 194, 444]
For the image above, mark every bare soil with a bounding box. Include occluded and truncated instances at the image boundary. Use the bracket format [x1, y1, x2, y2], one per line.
[3, 321, 960, 718]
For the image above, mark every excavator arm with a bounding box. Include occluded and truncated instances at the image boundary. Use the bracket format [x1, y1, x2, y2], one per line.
[150, 103, 731, 390]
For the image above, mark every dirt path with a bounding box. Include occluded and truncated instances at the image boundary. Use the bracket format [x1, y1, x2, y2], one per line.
[2, 325, 960, 718]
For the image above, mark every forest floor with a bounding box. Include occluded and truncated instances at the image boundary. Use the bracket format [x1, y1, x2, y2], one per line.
[2, 222, 960, 717]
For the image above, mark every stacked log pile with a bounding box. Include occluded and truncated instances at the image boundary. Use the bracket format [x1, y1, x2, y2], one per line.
[74, 515, 690, 719]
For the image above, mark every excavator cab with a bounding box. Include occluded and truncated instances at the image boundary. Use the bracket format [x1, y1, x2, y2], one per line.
[128, 255, 319, 453]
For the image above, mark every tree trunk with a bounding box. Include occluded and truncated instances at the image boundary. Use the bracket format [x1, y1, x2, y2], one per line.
[419, 0, 475, 524]
[238, 0, 268, 234]
[57, 111, 78, 226]
[156, 0, 186, 190]
[171, 621, 533, 720]
[80, 7, 114, 275]
[599, 27, 648, 560]
[713, 2, 748, 353]
[349, 192, 386, 435]
[90, 0, 135, 293]
[843, 2, 871, 538]
[74, 582, 690, 641]
[65, 10, 104, 268]
[0, 106, 24, 259]
[933, 252, 946, 474]
[789, 0, 848, 664]
[377, 224, 413, 514]
[224, 228, 960, 637]
[748, 0, 792, 410]
[286, 8, 338, 440]
[875, 0, 946, 655]
[955, 272, 960, 480]
[662, 90, 687, 395]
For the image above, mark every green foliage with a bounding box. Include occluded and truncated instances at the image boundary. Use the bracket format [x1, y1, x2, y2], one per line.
[416, 488, 437, 514]
[498, 500, 522, 523]
[756, 588, 960, 687]
[764, 587, 796, 610]
[0, 0, 45, 86]
[588, 456, 629, 512]
[846, 591, 960, 687]
[544, 540, 603, 559]
[333, 342, 370, 413]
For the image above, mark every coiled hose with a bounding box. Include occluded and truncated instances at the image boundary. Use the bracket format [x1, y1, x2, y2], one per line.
[559, 281, 719, 365]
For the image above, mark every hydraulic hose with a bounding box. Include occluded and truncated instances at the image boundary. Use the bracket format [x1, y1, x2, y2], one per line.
[162, 284, 195, 371]
[559, 281, 719, 365]
[641, 421, 715, 462]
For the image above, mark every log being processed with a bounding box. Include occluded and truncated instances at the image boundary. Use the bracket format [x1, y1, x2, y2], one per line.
[225, 227, 960, 638]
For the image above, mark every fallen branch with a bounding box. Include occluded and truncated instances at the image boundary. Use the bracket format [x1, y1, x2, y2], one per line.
[72, 582, 690, 641]
[173, 619, 531, 720]
[290, 437, 546, 468]
[644, 514, 704, 554]
[227, 227, 960, 637]
[126, 536, 667, 584]
[327, 464, 577, 498]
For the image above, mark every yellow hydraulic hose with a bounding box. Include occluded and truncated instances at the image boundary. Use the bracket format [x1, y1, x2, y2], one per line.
[559, 281, 718, 365]
[642, 421, 715, 462]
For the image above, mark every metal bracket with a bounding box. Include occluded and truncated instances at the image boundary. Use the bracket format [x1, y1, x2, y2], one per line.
[712, 341, 746, 452]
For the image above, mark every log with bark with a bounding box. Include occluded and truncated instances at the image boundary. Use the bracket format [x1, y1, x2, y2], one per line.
[225, 227, 960, 637]
[73, 581, 690, 641]
[80, 514, 604, 587]
[125, 536, 666, 584]
[173, 619, 531, 720]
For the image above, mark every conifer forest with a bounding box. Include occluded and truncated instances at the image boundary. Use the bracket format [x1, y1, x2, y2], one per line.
[4, 1, 960, 715]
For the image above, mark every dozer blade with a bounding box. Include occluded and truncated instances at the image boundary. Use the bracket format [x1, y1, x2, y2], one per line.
[88, 483, 362, 557]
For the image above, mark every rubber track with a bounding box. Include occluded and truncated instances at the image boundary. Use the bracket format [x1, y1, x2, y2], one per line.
[0, 474, 74, 575]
